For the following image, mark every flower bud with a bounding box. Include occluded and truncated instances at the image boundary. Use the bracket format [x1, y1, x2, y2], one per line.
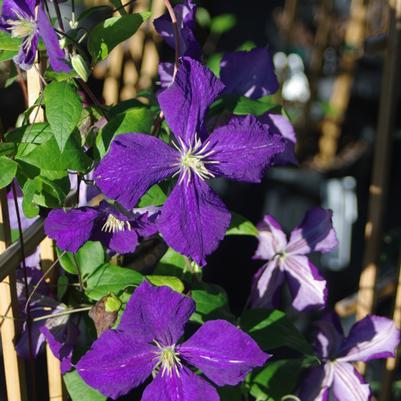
[71, 54, 90, 82]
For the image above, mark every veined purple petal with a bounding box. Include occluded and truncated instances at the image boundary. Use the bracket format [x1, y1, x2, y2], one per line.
[314, 316, 344, 360]
[37, 6, 70, 72]
[119, 281, 195, 346]
[154, 0, 201, 60]
[94, 133, 178, 209]
[286, 208, 338, 255]
[250, 259, 285, 309]
[41, 317, 79, 374]
[158, 177, 231, 265]
[1, 0, 35, 20]
[298, 364, 334, 401]
[254, 215, 287, 260]
[77, 329, 156, 400]
[158, 57, 225, 145]
[180, 320, 269, 386]
[332, 362, 371, 401]
[158, 62, 174, 89]
[14, 33, 38, 70]
[207, 115, 284, 183]
[259, 113, 297, 165]
[283, 255, 327, 311]
[141, 367, 219, 401]
[336, 315, 400, 363]
[220, 48, 279, 99]
[45, 207, 99, 253]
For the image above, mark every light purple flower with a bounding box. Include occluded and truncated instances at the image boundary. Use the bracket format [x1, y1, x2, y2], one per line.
[94, 57, 284, 264]
[15, 267, 78, 373]
[220, 48, 279, 99]
[298, 312, 400, 401]
[76, 281, 269, 400]
[0, 0, 70, 71]
[251, 208, 338, 311]
[44, 200, 159, 254]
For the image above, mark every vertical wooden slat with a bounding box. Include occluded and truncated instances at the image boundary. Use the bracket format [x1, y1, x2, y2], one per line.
[26, 61, 65, 400]
[314, 0, 369, 168]
[0, 190, 28, 401]
[356, 0, 401, 374]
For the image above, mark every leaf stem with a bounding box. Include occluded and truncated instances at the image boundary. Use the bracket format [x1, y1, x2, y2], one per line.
[163, 0, 180, 77]
[33, 306, 92, 322]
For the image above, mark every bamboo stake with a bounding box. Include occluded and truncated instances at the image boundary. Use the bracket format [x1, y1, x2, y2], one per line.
[356, 0, 401, 375]
[0, 190, 28, 401]
[27, 59, 66, 399]
[314, 0, 368, 168]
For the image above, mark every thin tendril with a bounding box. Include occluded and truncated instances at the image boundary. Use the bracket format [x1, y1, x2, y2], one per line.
[163, 0, 180, 77]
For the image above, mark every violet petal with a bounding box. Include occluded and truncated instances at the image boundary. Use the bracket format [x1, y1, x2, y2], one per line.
[298, 364, 334, 401]
[158, 177, 231, 265]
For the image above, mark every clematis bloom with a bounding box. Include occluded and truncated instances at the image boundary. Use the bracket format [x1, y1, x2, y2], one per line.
[0, 0, 70, 71]
[251, 208, 337, 311]
[45, 201, 159, 254]
[94, 57, 284, 264]
[298, 312, 400, 401]
[77, 281, 269, 400]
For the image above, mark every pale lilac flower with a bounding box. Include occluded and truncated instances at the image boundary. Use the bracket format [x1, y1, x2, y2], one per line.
[77, 281, 269, 400]
[94, 57, 284, 264]
[45, 201, 159, 254]
[251, 208, 338, 311]
[0, 0, 70, 71]
[298, 312, 400, 401]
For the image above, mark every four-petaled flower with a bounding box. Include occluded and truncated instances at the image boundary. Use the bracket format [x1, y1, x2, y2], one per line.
[77, 281, 269, 400]
[94, 57, 284, 264]
[0, 0, 70, 71]
[251, 208, 338, 311]
[45, 200, 159, 254]
[298, 312, 400, 401]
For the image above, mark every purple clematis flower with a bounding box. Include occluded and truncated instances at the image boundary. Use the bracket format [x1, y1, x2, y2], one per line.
[77, 281, 269, 400]
[220, 48, 279, 99]
[298, 312, 400, 401]
[251, 208, 338, 311]
[0, 0, 70, 71]
[44, 200, 159, 254]
[15, 266, 78, 373]
[94, 57, 284, 264]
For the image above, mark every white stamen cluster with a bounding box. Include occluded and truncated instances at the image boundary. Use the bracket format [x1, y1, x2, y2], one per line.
[172, 136, 219, 185]
[153, 340, 182, 377]
[101, 214, 131, 233]
[7, 10, 37, 51]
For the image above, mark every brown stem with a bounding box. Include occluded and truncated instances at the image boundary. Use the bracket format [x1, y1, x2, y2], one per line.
[163, 0, 180, 76]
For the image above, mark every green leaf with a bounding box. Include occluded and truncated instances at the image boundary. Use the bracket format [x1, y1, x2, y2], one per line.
[247, 359, 303, 401]
[6, 123, 53, 144]
[57, 275, 69, 300]
[21, 178, 40, 217]
[226, 212, 258, 237]
[240, 309, 314, 355]
[96, 107, 154, 157]
[88, 12, 150, 62]
[191, 283, 233, 324]
[85, 264, 144, 301]
[0, 31, 21, 51]
[56, 247, 79, 274]
[44, 81, 83, 151]
[0, 156, 17, 189]
[15, 130, 91, 172]
[31, 176, 69, 208]
[138, 184, 167, 207]
[0, 143, 17, 157]
[154, 247, 188, 277]
[64, 370, 106, 401]
[147, 275, 185, 293]
[75, 241, 105, 278]
[210, 14, 237, 34]
[0, 49, 17, 62]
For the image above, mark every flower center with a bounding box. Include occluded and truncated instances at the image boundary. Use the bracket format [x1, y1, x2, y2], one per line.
[101, 214, 131, 233]
[6, 11, 37, 50]
[172, 137, 219, 185]
[153, 341, 182, 377]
